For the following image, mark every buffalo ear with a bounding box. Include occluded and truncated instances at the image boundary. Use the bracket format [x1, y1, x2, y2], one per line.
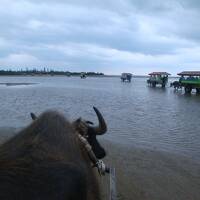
[30, 113, 37, 120]
[86, 121, 94, 125]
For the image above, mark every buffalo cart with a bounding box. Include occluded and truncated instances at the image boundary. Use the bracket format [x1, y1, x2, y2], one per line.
[121, 73, 132, 82]
[147, 72, 170, 88]
[177, 71, 200, 94]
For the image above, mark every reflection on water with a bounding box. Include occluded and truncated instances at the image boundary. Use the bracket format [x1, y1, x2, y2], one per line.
[0, 76, 200, 162]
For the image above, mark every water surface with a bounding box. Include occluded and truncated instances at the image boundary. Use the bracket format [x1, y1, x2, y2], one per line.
[0, 76, 200, 163]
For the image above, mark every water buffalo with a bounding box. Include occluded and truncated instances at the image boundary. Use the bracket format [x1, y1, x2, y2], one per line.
[0, 107, 107, 200]
[170, 81, 182, 90]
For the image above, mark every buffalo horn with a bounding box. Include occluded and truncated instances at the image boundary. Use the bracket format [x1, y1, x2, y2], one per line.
[90, 107, 107, 135]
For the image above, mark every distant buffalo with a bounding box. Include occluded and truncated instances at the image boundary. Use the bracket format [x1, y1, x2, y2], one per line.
[0, 107, 107, 200]
[170, 81, 182, 90]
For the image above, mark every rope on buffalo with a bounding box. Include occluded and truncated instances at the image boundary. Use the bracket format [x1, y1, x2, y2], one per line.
[77, 134, 109, 175]
[78, 134, 118, 200]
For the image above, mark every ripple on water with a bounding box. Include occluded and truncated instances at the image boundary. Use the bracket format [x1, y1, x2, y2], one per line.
[0, 76, 199, 162]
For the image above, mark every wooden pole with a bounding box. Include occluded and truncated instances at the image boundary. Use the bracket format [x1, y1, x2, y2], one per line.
[110, 167, 117, 200]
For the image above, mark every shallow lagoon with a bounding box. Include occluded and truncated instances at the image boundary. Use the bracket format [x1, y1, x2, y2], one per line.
[0, 76, 200, 163]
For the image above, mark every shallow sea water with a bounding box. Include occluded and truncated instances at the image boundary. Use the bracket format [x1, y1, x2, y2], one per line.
[0, 76, 200, 163]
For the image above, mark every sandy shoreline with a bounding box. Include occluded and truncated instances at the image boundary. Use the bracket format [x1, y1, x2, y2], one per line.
[101, 140, 200, 200]
[0, 128, 199, 200]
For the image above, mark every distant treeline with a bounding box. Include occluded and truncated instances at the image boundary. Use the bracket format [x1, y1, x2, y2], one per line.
[0, 69, 104, 76]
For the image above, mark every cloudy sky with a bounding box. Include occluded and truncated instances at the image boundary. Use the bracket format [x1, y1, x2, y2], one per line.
[0, 0, 200, 75]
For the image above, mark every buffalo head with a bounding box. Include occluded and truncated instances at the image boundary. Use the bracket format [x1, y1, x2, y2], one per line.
[30, 107, 107, 160]
[73, 107, 107, 159]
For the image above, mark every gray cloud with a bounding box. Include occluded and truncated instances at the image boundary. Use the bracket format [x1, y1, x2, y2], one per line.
[0, 0, 200, 75]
